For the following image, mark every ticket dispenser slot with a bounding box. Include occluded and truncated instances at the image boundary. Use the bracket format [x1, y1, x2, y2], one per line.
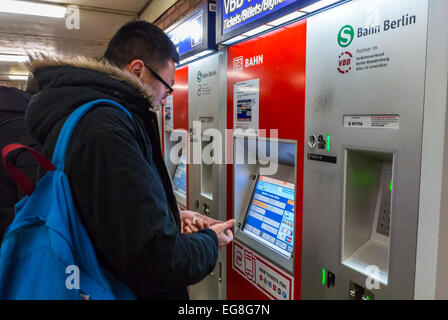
[342, 149, 394, 285]
[234, 136, 297, 274]
[201, 135, 214, 200]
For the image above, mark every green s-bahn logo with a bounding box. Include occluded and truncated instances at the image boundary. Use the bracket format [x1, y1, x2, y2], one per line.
[338, 25, 354, 47]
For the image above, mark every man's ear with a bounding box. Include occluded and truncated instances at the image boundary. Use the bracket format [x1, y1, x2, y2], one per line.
[127, 60, 145, 78]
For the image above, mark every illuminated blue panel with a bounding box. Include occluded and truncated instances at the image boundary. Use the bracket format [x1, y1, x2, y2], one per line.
[222, 0, 298, 34]
[172, 156, 187, 199]
[166, 1, 217, 60]
[216, 0, 349, 44]
[168, 12, 204, 57]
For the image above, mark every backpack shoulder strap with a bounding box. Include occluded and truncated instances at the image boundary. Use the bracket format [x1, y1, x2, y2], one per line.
[51, 99, 133, 170]
[2, 143, 56, 195]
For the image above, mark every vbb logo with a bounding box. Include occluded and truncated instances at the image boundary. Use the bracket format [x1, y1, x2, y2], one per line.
[233, 56, 243, 71]
[337, 51, 353, 74]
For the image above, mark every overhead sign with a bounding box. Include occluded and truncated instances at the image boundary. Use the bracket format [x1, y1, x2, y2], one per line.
[222, 0, 296, 34]
[216, 0, 321, 43]
[168, 11, 204, 57]
[166, 1, 217, 60]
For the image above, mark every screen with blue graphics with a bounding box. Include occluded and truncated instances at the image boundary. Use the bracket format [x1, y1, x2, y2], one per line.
[242, 176, 295, 258]
[172, 155, 187, 199]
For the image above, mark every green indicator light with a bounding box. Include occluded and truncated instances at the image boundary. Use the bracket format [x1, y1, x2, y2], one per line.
[390, 178, 393, 191]
[322, 268, 326, 285]
[327, 134, 331, 151]
[366, 296, 371, 300]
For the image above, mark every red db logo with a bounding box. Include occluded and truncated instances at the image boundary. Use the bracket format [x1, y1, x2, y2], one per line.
[233, 56, 243, 71]
[236, 251, 243, 266]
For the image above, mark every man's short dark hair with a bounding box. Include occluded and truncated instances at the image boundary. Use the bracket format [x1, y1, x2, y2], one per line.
[104, 20, 179, 71]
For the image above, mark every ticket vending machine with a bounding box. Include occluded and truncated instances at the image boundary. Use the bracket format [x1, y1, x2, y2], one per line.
[163, 1, 229, 299]
[163, 54, 228, 299]
[226, 20, 306, 300]
[187, 52, 228, 300]
[231, 137, 299, 300]
[301, 0, 448, 299]
[222, 0, 448, 300]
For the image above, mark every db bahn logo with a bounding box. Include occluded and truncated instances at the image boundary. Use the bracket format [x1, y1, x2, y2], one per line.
[233, 56, 243, 71]
[236, 251, 243, 267]
[337, 51, 353, 74]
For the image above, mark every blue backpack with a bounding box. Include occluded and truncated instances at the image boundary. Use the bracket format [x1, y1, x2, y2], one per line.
[0, 99, 136, 300]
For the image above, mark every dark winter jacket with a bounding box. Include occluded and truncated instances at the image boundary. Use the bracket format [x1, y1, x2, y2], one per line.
[25, 55, 218, 299]
[0, 86, 41, 242]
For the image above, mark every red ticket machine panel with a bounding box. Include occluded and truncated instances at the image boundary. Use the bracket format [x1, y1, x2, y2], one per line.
[172, 66, 189, 132]
[163, 66, 189, 209]
[226, 20, 306, 300]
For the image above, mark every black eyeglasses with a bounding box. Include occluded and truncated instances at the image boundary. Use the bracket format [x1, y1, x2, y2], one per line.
[143, 63, 174, 94]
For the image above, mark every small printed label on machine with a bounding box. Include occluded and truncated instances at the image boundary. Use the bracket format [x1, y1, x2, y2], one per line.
[233, 240, 293, 300]
[307, 153, 337, 164]
[344, 115, 400, 129]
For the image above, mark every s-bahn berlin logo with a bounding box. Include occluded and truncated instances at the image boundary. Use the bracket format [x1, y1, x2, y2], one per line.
[337, 25, 354, 75]
[338, 25, 354, 48]
[337, 51, 353, 74]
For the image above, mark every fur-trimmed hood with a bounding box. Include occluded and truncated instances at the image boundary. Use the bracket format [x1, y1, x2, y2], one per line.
[24, 54, 159, 146]
[25, 54, 157, 108]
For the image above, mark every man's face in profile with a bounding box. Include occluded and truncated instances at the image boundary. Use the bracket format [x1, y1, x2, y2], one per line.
[152, 59, 176, 110]
[130, 59, 176, 110]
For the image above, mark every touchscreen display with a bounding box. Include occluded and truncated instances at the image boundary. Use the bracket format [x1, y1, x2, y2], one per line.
[242, 176, 295, 258]
[172, 155, 187, 199]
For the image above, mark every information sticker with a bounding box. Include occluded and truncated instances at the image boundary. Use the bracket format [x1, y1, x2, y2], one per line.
[233, 240, 293, 300]
[344, 114, 400, 129]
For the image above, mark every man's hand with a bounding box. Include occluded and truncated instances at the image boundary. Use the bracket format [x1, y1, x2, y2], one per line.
[180, 211, 236, 249]
[210, 219, 235, 249]
[180, 210, 221, 234]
